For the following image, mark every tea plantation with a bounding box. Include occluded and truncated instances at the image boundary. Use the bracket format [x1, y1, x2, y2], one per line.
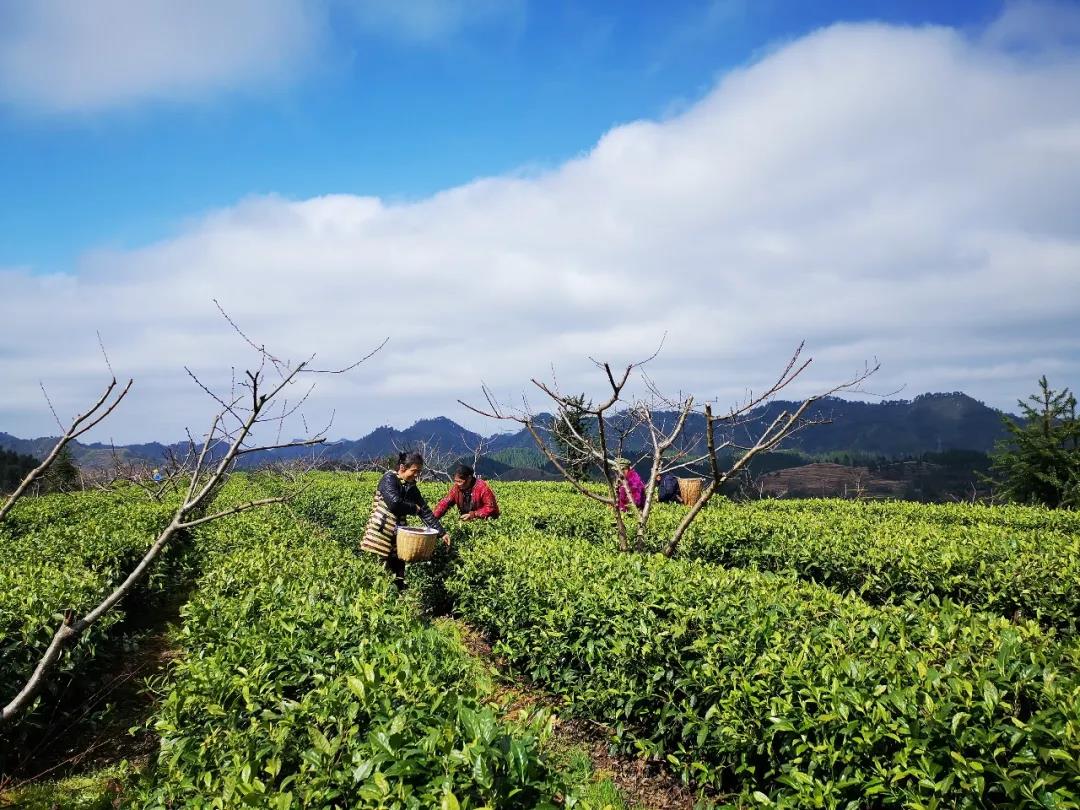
[2, 473, 1079, 808]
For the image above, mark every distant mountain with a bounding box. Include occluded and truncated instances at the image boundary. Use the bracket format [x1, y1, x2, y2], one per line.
[0, 431, 183, 471]
[328, 417, 485, 462]
[742, 392, 1012, 456]
[482, 393, 1014, 458]
[0, 392, 1016, 472]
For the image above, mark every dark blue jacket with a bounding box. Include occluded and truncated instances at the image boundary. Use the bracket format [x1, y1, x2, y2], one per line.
[657, 473, 681, 503]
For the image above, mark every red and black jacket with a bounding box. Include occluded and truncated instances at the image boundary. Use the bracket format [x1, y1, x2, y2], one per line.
[433, 478, 500, 519]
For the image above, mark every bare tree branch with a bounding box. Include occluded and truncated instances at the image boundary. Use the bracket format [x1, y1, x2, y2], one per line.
[0, 377, 133, 524]
[663, 355, 881, 556]
[176, 496, 286, 529]
[1, 311, 385, 728]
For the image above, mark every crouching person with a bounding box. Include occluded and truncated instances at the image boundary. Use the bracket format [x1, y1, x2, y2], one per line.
[362, 451, 449, 591]
[433, 464, 500, 522]
[655, 471, 682, 504]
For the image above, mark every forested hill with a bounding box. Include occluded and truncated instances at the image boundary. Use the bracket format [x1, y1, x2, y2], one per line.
[1, 392, 1013, 468]
[730, 391, 1009, 456]
[485, 392, 1013, 458]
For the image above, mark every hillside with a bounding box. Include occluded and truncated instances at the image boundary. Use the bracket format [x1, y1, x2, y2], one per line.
[482, 393, 1013, 458]
[0, 390, 1010, 479]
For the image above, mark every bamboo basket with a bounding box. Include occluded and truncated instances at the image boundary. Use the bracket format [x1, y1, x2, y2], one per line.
[677, 477, 703, 506]
[396, 526, 439, 563]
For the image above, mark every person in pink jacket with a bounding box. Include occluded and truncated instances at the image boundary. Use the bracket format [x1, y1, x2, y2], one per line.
[613, 458, 645, 511]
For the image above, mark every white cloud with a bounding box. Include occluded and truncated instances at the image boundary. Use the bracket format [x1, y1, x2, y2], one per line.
[0, 0, 522, 114]
[0, 0, 325, 113]
[2, 15, 1080, 441]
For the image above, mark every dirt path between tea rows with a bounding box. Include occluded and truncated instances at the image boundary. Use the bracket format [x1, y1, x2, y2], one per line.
[450, 618, 709, 810]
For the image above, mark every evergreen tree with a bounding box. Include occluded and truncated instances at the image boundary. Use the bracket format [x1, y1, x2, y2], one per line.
[552, 394, 593, 481]
[39, 446, 79, 494]
[0, 448, 38, 494]
[990, 376, 1080, 508]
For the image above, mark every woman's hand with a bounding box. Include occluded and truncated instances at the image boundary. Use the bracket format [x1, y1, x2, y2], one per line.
[460, 512, 474, 522]
[442, 532, 452, 547]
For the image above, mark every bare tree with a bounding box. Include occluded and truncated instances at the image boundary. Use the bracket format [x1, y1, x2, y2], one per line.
[385, 436, 456, 482]
[462, 342, 879, 556]
[0, 377, 131, 523]
[463, 431, 494, 476]
[76, 441, 193, 502]
[265, 449, 333, 487]
[662, 345, 879, 556]
[461, 342, 695, 552]
[0, 313, 384, 727]
[383, 430, 495, 483]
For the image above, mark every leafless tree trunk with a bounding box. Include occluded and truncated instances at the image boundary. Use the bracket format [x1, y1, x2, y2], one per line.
[461, 341, 698, 551]
[662, 345, 879, 556]
[0, 309, 384, 728]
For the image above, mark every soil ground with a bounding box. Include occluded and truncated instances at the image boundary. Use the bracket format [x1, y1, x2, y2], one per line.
[451, 619, 710, 810]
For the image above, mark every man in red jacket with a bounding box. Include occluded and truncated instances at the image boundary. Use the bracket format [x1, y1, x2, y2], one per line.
[433, 464, 500, 521]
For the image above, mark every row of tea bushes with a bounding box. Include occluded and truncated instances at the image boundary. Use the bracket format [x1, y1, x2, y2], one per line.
[436, 480, 1080, 634]
[0, 488, 179, 759]
[271, 472, 458, 613]
[140, 478, 569, 809]
[671, 498, 1080, 633]
[449, 529, 1080, 807]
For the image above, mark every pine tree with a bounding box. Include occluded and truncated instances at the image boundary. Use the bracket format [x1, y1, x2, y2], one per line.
[0, 449, 38, 494]
[39, 446, 79, 494]
[552, 394, 593, 481]
[990, 376, 1080, 508]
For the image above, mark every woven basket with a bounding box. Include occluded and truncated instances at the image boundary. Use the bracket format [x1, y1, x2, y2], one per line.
[396, 526, 439, 563]
[677, 477, 703, 506]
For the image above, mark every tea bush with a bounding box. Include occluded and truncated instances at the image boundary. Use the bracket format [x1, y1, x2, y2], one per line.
[140, 477, 567, 809]
[672, 499, 1080, 633]
[411, 479, 1080, 632]
[449, 530, 1080, 807]
[0, 488, 179, 759]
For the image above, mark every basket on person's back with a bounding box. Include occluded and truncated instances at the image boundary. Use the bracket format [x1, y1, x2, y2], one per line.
[677, 477, 703, 505]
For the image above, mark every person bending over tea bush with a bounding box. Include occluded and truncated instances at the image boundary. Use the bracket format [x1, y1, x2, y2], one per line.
[434, 463, 500, 522]
[362, 451, 450, 590]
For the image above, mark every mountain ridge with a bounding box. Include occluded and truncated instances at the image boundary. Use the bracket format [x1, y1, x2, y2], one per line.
[1, 392, 1016, 469]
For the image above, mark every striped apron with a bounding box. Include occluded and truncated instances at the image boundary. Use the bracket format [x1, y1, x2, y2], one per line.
[361, 490, 399, 558]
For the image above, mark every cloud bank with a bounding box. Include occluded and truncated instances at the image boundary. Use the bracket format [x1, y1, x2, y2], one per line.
[0, 0, 523, 114]
[0, 0, 323, 114]
[2, 13, 1079, 442]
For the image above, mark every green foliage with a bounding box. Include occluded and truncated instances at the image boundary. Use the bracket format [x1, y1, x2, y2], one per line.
[448, 529, 1080, 806]
[0, 488, 179, 762]
[139, 476, 568, 808]
[0, 447, 37, 493]
[0, 762, 136, 809]
[489, 447, 547, 470]
[11, 471, 1080, 806]
[991, 376, 1080, 509]
[401, 480, 1080, 634]
[37, 445, 80, 494]
[553, 394, 594, 481]
[289, 473, 1080, 804]
[673, 498, 1080, 633]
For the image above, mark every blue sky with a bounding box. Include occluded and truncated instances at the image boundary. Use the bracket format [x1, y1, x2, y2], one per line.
[1, 0, 1078, 442]
[1, 0, 1006, 273]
